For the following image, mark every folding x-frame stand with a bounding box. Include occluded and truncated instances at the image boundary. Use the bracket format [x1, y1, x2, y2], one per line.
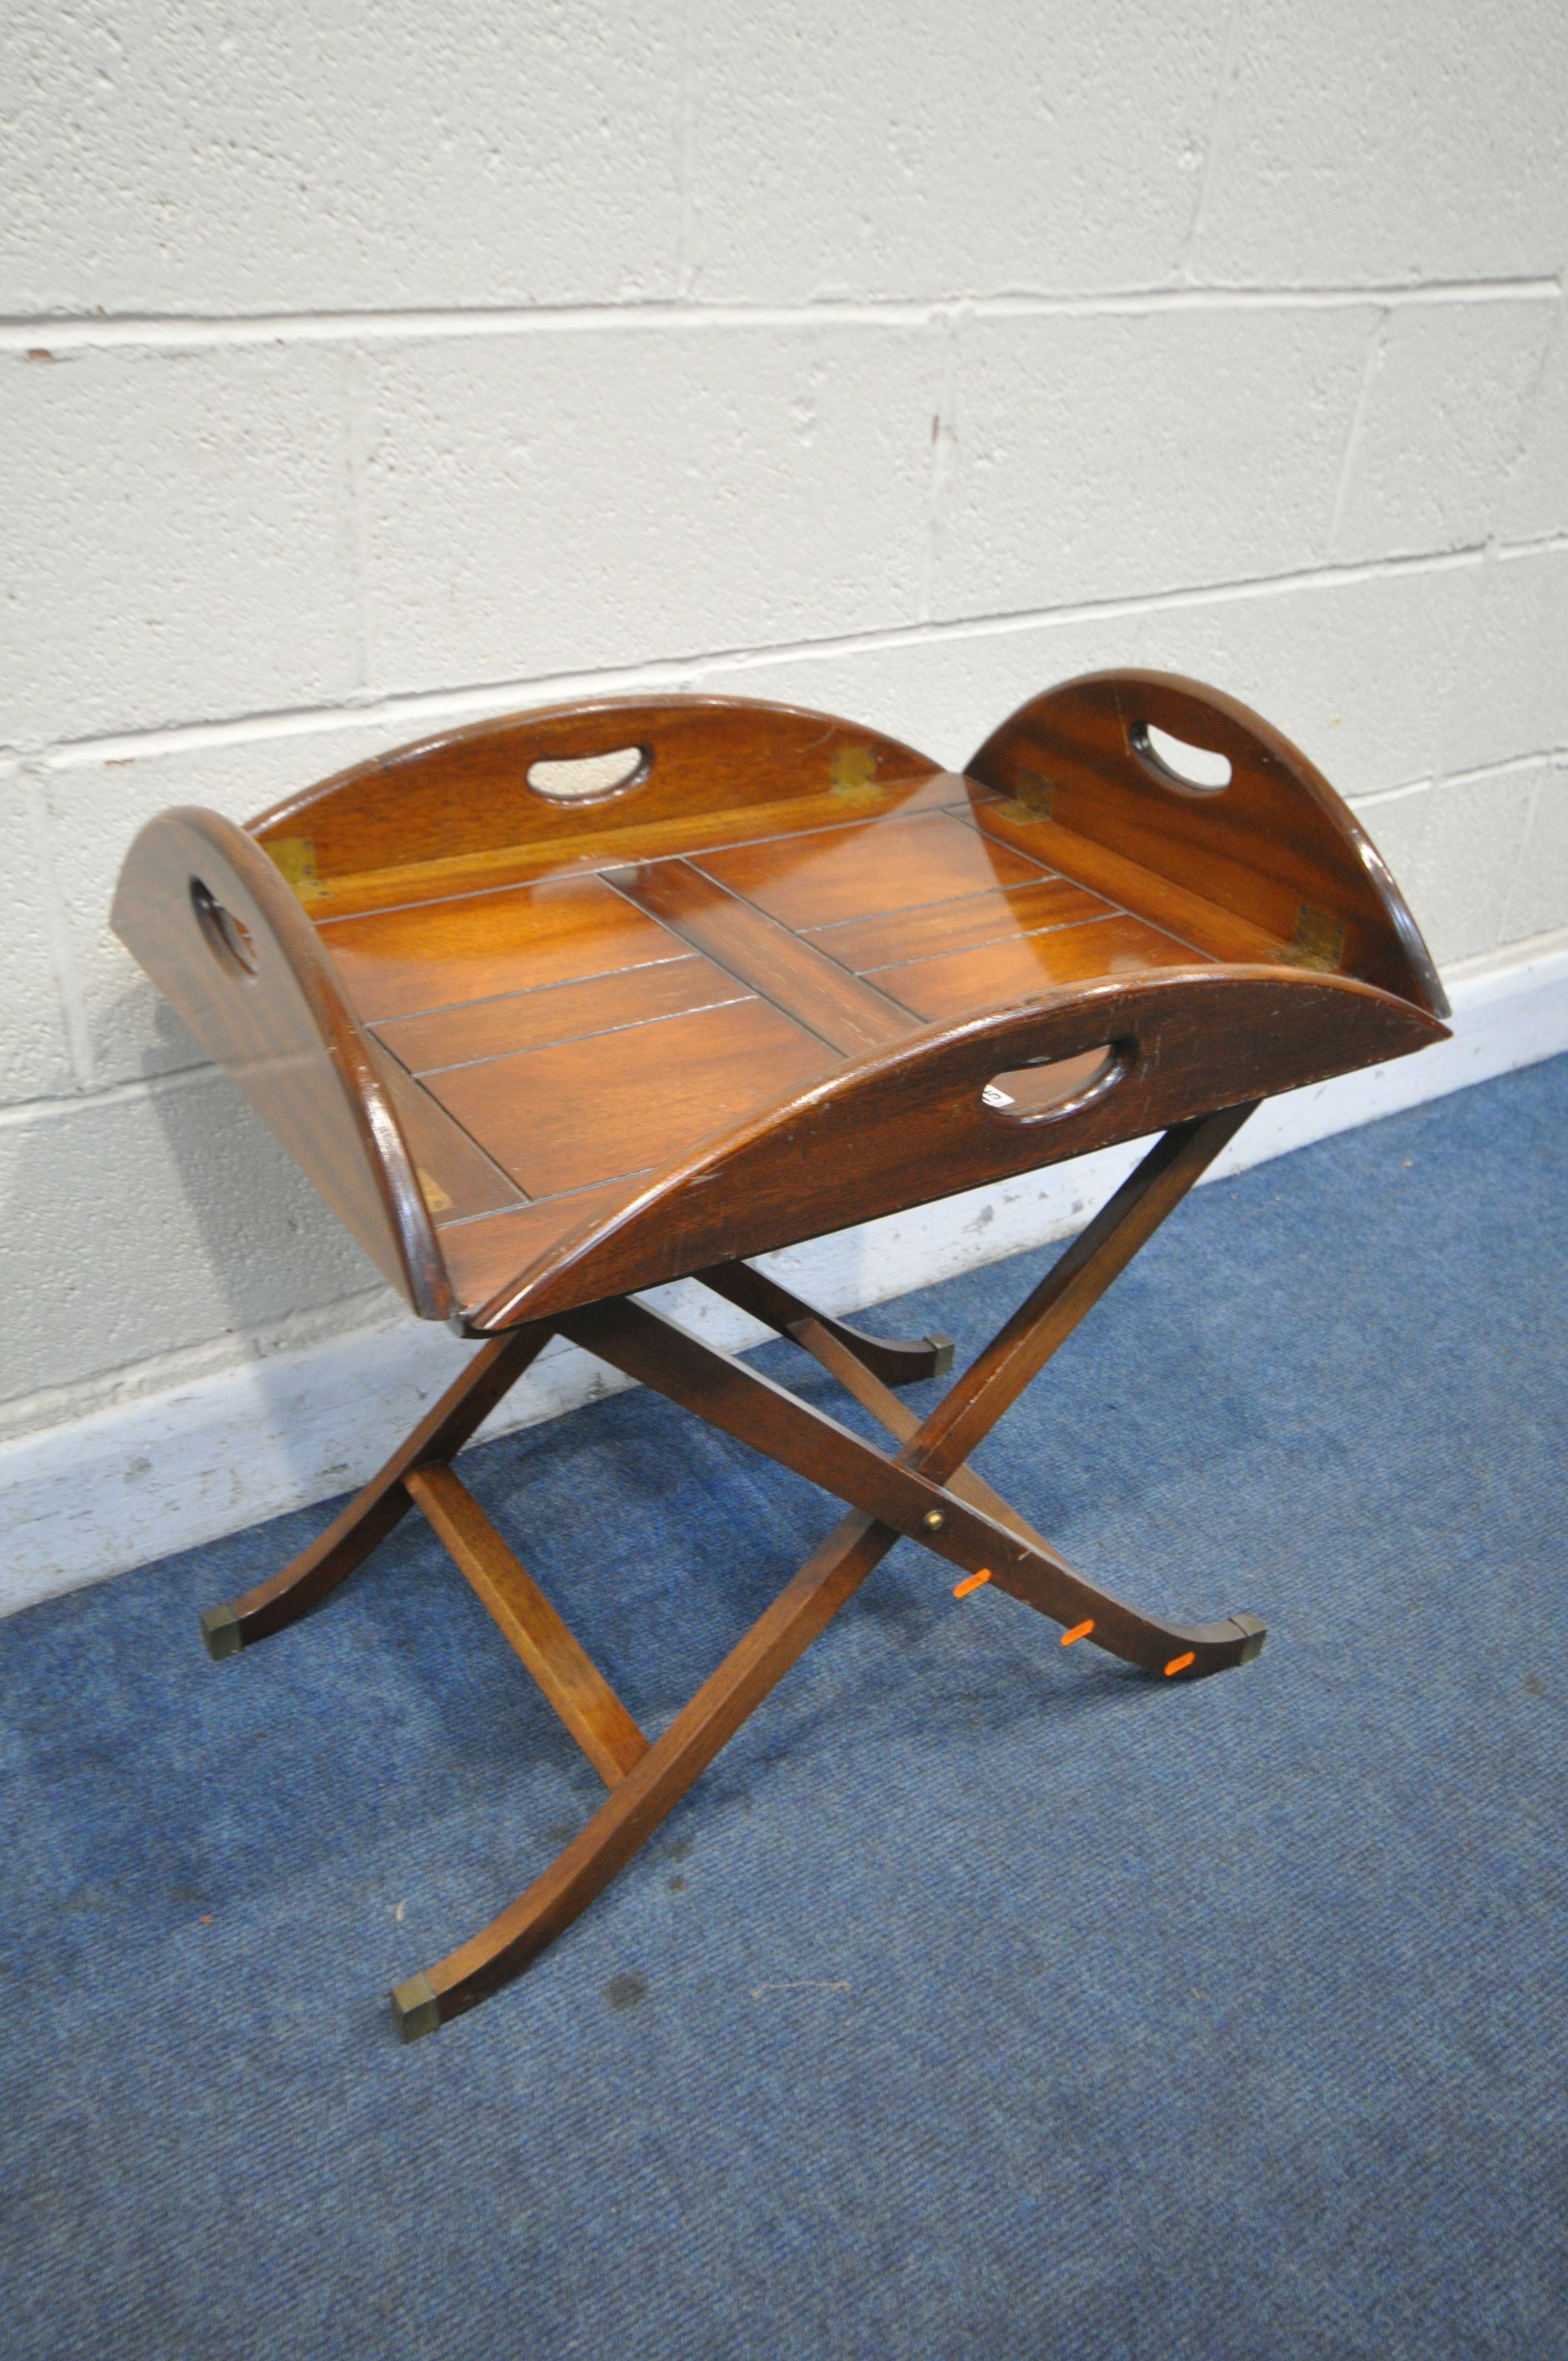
[200, 1103, 1267, 2038]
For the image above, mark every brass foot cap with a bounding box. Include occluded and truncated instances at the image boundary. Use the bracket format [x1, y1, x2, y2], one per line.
[200, 1603, 243, 1662]
[1229, 1611, 1267, 1665]
[391, 1971, 441, 2044]
[925, 1332, 956, 1378]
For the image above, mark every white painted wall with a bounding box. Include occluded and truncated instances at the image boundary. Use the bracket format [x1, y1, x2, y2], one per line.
[3, 2, 1567, 1583]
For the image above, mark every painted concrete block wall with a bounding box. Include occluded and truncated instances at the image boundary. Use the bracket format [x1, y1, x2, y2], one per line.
[3, 0, 1567, 1460]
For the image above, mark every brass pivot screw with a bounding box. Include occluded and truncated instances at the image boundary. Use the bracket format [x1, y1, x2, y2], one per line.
[922, 1509, 945, 1531]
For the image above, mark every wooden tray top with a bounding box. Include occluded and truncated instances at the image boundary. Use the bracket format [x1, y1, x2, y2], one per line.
[112, 674, 1449, 1333]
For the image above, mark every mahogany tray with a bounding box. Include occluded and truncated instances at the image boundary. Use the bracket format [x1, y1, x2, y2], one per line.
[112, 670, 1448, 2034]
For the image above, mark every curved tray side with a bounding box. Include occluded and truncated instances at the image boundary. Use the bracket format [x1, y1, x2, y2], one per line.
[111, 807, 453, 1320]
[461, 964, 1447, 1330]
[968, 671, 1447, 1019]
[246, 693, 942, 900]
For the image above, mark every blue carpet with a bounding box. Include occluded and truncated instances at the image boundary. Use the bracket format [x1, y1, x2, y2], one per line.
[3, 1058, 1565, 2359]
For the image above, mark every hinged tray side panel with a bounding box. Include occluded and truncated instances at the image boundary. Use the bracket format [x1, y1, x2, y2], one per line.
[244, 694, 941, 897]
[111, 806, 454, 1320]
[460, 965, 1447, 1330]
[969, 671, 1447, 1019]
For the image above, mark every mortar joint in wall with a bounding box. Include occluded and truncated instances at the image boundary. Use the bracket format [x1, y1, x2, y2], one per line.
[0, 281, 1561, 355]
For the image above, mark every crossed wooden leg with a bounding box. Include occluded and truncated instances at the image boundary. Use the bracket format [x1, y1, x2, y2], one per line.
[198, 1322, 554, 1657]
[196, 1264, 948, 1661]
[198, 1106, 1262, 2036]
[693, 1258, 955, 1386]
[383, 1102, 1264, 2037]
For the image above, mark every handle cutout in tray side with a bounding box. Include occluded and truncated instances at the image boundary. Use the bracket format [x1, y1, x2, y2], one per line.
[190, 878, 258, 978]
[1129, 720, 1232, 794]
[526, 746, 649, 804]
[981, 1044, 1124, 1125]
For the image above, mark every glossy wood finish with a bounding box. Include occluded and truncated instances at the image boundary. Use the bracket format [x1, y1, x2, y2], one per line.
[393, 1506, 898, 2041]
[912, 1106, 1253, 1477]
[424, 995, 837, 1201]
[368, 1040, 526, 1223]
[804, 870, 1112, 972]
[252, 695, 943, 915]
[692, 808, 1045, 931]
[403, 1464, 649, 1787]
[568, 1107, 1258, 1657]
[694, 1258, 952, 1388]
[780, 1312, 1049, 1552]
[117, 683, 1449, 1330]
[320, 872, 684, 1022]
[111, 806, 453, 1320]
[968, 671, 1448, 1016]
[198, 1117, 1259, 2035]
[118, 678, 1451, 2036]
[437, 1182, 653, 1312]
[198, 1324, 551, 1656]
[967, 795, 1290, 967]
[606, 858, 916, 1055]
[259, 780, 954, 924]
[563, 1290, 1251, 1669]
[459, 967, 1443, 1332]
[374, 952, 748, 1076]
[391, 1106, 1260, 2037]
[870, 913, 1205, 1023]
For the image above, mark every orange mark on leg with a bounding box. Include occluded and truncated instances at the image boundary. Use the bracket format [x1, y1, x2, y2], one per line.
[953, 1569, 992, 1599]
[1163, 1651, 1196, 1677]
[1061, 1619, 1095, 1647]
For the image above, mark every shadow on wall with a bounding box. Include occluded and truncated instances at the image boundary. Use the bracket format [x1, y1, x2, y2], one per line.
[0, 980, 393, 1445]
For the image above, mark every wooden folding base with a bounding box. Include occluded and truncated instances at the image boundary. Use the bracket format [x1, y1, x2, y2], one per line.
[199, 1105, 1268, 2039]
